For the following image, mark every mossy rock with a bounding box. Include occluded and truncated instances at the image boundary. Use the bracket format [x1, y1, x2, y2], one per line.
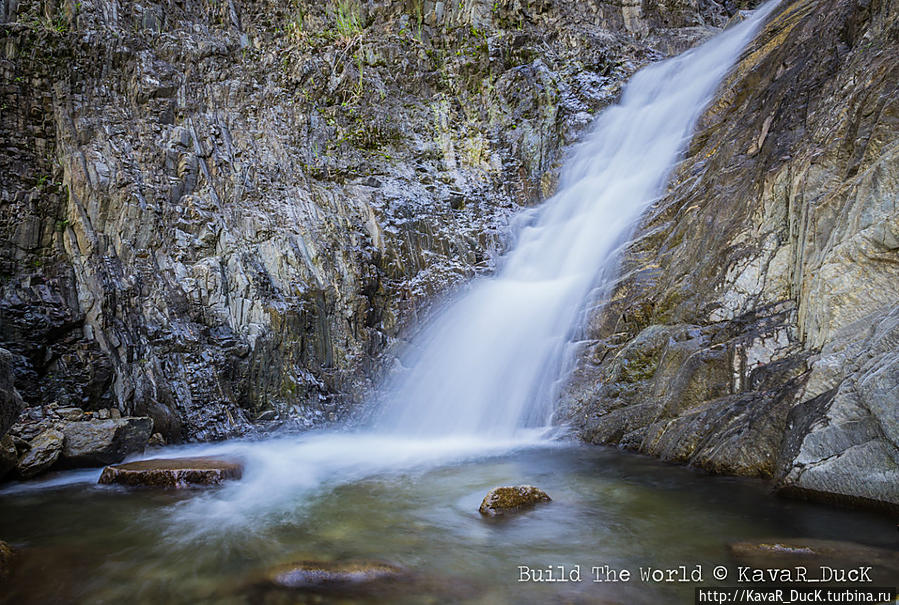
[478, 485, 551, 516]
[98, 457, 243, 488]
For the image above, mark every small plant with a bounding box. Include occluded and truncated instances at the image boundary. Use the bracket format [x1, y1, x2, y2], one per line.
[335, 1, 362, 39]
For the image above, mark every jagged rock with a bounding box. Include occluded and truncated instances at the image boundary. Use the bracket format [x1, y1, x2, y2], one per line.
[16, 429, 64, 478]
[264, 560, 406, 589]
[60, 418, 153, 467]
[146, 432, 166, 448]
[0, 348, 23, 438]
[98, 457, 243, 488]
[0, 435, 16, 480]
[479, 485, 551, 516]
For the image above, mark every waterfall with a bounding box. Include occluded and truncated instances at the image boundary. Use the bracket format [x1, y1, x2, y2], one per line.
[112, 3, 779, 533]
[375, 2, 778, 437]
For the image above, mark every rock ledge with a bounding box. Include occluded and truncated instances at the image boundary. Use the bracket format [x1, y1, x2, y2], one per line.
[98, 456, 243, 488]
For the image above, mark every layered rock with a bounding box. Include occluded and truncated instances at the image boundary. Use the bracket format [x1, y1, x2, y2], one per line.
[559, 0, 899, 510]
[0, 0, 740, 451]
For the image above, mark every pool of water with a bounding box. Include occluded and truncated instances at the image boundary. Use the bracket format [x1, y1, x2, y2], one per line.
[0, 434, 896, 604]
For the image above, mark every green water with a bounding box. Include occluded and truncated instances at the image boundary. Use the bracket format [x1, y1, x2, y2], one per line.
[1, 442, 896, 604]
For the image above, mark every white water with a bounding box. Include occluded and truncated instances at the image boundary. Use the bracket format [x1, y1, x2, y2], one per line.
[4, 5, 777, 535]
[375, 2, 777, 437]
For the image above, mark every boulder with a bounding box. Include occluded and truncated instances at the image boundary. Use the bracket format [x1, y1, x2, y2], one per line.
[0, 348, 24, 437]
[265, 560, 405, 589]
[60, 417, 153, 467]
[16, 429, 64, 478]
[98, 456, 243, 488]
[478, 485, 551, 516]
[0, 434, 16, 480]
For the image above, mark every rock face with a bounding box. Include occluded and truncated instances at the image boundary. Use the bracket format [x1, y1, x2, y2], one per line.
[478, 485, 551, 516]
[60, 417, 154, 467]
[0, 0, 742, 448]
[559, 0, 899, 510]
[98, 456, 243, 488]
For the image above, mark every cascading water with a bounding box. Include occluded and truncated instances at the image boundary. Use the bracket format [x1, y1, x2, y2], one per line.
[6, 3, 778, 535]
[375, 2, 778, 438]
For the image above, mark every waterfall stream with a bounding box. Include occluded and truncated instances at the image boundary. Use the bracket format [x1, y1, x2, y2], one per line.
[375, 1, 778, 437]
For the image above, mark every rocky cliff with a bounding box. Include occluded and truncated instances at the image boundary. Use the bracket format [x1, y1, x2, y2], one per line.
[560, 0, 899, 511]
[0, 0, 735, 461]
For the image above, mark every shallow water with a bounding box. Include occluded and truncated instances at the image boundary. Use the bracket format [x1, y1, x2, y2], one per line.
[1, 437, 896, 604]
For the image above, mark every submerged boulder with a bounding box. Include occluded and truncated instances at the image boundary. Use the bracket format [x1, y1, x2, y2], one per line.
[729, 539, 899, 571]
[60, 418, 153, 467]
[98, 456, 243, 488]
[16, 429, 64, 478]
[266, 560, 406, 589]
[479, 485, 551, 516]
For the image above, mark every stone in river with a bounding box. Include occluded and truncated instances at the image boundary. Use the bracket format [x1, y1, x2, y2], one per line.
[478, 485, 551, 516]
[98, 456, 243, 488]
[0, 540, 13, 580]
[266, 560, 406, 589]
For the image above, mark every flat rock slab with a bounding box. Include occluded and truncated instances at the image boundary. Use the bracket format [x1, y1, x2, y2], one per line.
[98, 457, 243, 488]
[479, 485, 551, 516]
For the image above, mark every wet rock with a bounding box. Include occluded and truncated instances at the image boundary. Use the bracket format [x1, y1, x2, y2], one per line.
[16, 429, 64, 478]
[479, 485, 551, 516]
[146, 432, 166, 448]
[60, 418, 153, 467]
[265, 560, 405, 589]
[98, 456, 243, 488]
[0, 348, 23, 438]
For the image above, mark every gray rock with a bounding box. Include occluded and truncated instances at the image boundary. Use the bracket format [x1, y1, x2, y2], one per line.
[60, 418, 153, 467]
[16, 429, 64, 478]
